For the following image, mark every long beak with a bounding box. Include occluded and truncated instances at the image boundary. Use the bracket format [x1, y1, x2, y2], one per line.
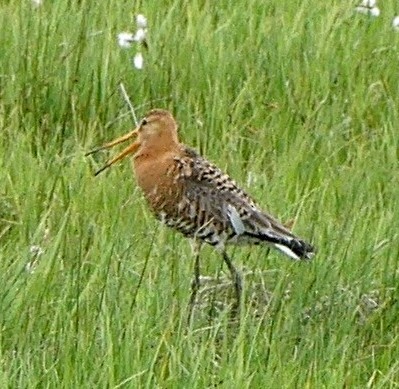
[86, 128, 140, 176]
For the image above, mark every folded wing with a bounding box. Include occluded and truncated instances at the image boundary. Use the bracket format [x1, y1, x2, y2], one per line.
[174, 147, 314, 260]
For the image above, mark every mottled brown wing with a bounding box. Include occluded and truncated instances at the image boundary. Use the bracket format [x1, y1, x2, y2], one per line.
[174, 147, 314, 259]
[175, 149, 286, 240]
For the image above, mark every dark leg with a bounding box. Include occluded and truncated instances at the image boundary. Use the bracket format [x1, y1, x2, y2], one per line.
[187, 241, 201, 325]
[222, 251, 242, 310]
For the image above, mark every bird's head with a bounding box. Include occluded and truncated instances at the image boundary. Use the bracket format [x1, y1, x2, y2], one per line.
[86, 109, 179, 176]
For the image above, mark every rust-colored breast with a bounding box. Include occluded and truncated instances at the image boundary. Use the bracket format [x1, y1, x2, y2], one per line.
[133, 151, 184, 220]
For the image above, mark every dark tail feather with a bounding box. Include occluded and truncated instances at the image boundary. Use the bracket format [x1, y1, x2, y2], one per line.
[245, 231, 315, 260]
[274, 238, 315, 260]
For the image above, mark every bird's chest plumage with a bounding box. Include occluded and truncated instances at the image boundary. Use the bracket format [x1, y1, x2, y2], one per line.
[132, 151, 222, 243]
[133, 153, 183, 219]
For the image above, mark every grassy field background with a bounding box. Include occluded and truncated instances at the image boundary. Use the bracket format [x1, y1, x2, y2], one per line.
[1, 0, 398, 387]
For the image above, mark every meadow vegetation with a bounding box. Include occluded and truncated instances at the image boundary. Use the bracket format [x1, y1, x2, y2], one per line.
[0, 0, 398, 387]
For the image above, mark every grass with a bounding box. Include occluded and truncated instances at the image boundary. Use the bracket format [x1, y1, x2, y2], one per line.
[1, 0, 399, 387]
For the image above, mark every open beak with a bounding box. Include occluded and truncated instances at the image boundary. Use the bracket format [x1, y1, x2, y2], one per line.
[86, 128, 140, 176]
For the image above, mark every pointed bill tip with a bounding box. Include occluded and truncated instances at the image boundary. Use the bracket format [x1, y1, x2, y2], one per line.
[94, 163, 111, 176]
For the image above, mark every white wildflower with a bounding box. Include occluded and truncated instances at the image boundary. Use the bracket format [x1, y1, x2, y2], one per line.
[30, 245, 44, 257]
[369, 7, 380, 17]
[354, 6, 380, 17]
[31, 0, 43, 6]
[133, 52, 144, 69]
[136, 14, 148, 29]
[355, 0, 379, 17]
[117, 32, 135, 48]
[393, 16, 399, 31]
[133, 28, 147, 43]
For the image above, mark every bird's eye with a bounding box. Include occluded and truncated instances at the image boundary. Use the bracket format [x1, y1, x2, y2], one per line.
[141, 119, 148, 126]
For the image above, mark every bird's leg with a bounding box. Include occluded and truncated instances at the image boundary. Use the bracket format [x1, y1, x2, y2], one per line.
[222, 251, 242, 312]
[187, 241, 201, 325]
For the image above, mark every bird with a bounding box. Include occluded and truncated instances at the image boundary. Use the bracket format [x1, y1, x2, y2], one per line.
[86, 109, 315, 320]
